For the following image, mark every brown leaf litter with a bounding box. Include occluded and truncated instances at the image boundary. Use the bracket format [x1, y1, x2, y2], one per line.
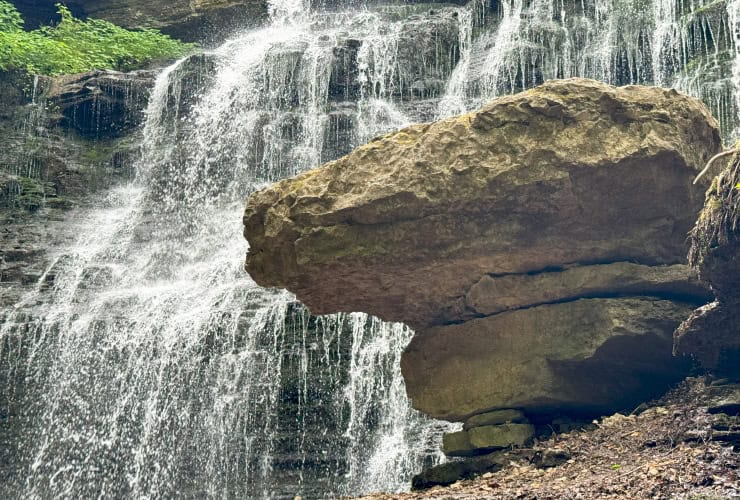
[358, 378, 739, 499]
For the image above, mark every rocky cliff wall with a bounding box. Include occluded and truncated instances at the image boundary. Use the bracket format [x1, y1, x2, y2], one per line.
[675, 150, 740, 376]
[0, 69, 153, 306]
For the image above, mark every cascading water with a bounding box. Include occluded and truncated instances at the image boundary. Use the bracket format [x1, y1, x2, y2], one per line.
[730, 0, 740, 134]
[2, 0, 740, 498]
[436, 0, 739, 141]
[0, 1, 457, 498]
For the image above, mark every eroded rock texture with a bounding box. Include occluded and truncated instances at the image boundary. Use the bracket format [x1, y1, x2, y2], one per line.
[243, 78, 721, 421]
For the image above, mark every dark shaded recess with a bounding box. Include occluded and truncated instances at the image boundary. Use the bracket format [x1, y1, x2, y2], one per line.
[675, 300, 740, 379]
[542, 331, 692, 420]
[49, 72, 155, 139]
[700, 240, 740, 301]
[323, 106, 357, 162]
[329, 39, 362, 102]
[460, 286, 713, 326]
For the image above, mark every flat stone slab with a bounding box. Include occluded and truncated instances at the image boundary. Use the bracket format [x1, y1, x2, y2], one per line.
[468, 423, 535, 450]
[464, 409, 527, 430]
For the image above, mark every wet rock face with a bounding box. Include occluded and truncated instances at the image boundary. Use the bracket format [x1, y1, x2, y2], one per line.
[243, 78, 721, 421]
[45, 70, 156, 139]
[0, 69, 148, 308]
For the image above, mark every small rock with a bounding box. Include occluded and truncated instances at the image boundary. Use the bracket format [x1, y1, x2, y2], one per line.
[711, 413, 740, 431]
[442, 430, 476, 457]
[468, 424, 535, 450]
[533, 448, 572, 469]
[412, 451, 508, 490]
[706, 384, 740, 415]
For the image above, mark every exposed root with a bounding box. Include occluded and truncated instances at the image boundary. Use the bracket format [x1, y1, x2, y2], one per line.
[693, 149, 737, 185]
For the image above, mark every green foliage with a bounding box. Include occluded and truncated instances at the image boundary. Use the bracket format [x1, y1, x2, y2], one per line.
[0, 2, 195, 75]
[0, 0, 22, 31]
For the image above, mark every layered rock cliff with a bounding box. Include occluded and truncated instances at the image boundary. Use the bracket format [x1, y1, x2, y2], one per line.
[11, 0, 471, 44]
[244, 78, 721, 423]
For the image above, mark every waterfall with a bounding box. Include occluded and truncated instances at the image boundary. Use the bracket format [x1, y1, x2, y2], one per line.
[730, 0, 740, 137]
[0, 2, 455, 498]
[2, 0, 740, 497]
[652, 0, 680, 87]
[437, 2, 477, 118]
[437, 0, 738, 140]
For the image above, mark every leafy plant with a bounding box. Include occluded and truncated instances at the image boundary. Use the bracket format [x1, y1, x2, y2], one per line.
[0, 1, 195, 75]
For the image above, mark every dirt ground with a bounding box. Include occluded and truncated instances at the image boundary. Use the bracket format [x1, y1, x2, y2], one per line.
[359, 378, 740, 499]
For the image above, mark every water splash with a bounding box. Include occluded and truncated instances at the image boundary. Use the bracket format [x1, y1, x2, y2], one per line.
[477, 0, 525, 98]
[652, 0, 679, 86]
[438, 4, 476, 118]
[269, 0, 310, 25]
[438, 0, 738, 140]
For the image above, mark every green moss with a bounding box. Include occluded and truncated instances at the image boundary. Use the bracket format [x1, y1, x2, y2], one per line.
[680, 49, 732, 76]
[15, 175, 54, 212]
[79, 138, 130, 165]
[45, 197, 74, 209]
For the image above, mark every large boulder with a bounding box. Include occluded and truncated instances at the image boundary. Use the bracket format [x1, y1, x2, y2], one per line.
[243, 78, 721, 420]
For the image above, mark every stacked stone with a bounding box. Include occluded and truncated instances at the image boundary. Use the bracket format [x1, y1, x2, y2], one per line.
[443, 410, 533, 457]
